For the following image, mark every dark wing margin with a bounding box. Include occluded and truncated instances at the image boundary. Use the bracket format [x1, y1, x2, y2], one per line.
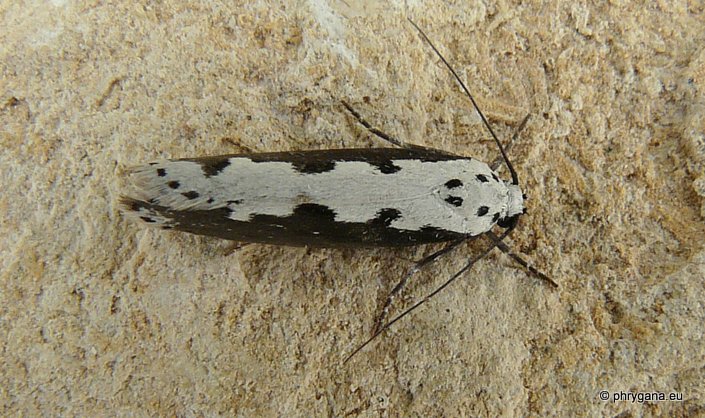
[120, 198, 468, 247]
[180, 147, 469, 176]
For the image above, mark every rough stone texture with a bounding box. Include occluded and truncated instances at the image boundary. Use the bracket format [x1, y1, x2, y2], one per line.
[2, 1, 704, 416]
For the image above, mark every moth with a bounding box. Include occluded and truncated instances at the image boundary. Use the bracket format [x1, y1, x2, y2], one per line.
[120, 19, 556, 361]
[121, 146, 523, 246]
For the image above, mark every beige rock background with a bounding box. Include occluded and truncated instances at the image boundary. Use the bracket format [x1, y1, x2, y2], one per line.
[2, 0, 704, 416]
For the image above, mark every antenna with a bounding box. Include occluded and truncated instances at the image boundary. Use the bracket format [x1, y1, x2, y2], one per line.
[407, 18, 520, 185]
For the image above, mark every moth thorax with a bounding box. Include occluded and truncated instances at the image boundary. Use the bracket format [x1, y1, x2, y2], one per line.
[506, 183, 525, 217]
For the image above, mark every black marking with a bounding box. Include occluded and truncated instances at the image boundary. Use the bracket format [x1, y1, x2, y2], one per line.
[374, 160, 402, 174]
[476, 174, 488, 183]
[477, 206, 489, 216]
[199, 158, 231, 177]
[498, 214, 519, 229]
[445, 179, 463, 189]
[182, 148, 469, 176]
[370, 208, 402, 227]
[492, 212, 500, 223]
[491, 172, 500, 182]
[167, 181, 180, 189]
[292, 160, 337, 174]
[227, 199, 243, 205]
[207, 197, 215, 204]
[156, 168, 166, 177]
[445, 196, 463, 207]
[140, 216, 156, 223]
[120, 198, 467, 247]
[182, 191, 200, 200]
[292, 203, 337, 221]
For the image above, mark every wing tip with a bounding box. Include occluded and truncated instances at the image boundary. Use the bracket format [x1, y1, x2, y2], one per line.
[119, 196, 178, 228]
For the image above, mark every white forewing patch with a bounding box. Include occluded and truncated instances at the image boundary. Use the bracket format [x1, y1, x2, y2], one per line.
[127, 157, 514, 236]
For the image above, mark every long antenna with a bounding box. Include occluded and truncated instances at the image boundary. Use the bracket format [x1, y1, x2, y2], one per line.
[407, 18, 519, 185]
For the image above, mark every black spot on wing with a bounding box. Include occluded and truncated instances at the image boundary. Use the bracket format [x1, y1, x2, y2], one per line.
[370, 208, 402, 227]
[372, 160, 402, 174]
[294, 203, 336, 219]
[207, 197, 215, 204]
[156, 168, 166, 177]
[477, 206, 489, 216]
[121, 198, 142, 212]
[168, 181, 180, 189]
[492, 212, 500, 223]
[491, 172, 500, 182]
[199, 158, 231, 177]
[140, 216, 156, 223]
[445, 196, 463, 207]
[182, 191, 200, 200]
[445, 179, 463, 188]
[292, 160, 337, 174]
[476, 174, 488, 183]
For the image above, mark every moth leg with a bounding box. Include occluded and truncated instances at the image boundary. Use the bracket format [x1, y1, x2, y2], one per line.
[490, 114, 530, 171]
[373, 238, 468, 334]
[486, 231, 558, 288]
[345, 236, 498, 363]
[222, 242, 252, 256]
[341, 100, 432, 151]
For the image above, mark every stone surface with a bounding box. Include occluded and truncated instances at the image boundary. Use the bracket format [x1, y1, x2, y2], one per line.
[1, 1, 704, 416]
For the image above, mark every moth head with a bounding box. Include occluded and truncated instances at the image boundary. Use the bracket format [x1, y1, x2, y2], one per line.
[498, 183, 525, 228]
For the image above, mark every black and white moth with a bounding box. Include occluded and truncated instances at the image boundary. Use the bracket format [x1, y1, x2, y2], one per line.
[120, 147, 523, 247]
[120, 19, 555, 360]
